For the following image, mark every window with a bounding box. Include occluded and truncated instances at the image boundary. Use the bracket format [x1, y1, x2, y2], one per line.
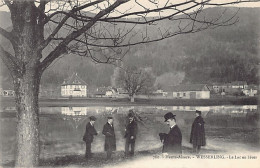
[177, 93, 180, 97]
[183, 93, 186, 97]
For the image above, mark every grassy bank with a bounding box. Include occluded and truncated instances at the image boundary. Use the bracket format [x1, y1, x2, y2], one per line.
[0, 96, 258, 107]
[2, 146, 222, 167]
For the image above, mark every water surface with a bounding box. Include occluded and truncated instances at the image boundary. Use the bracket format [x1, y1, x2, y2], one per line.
[0, 105, 259, 164]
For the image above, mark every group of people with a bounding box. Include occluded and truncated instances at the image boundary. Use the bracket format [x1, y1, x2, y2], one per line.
[83, 110, 137, 160]
[82, 109, 206, 160]
[160, 110, 206, 155]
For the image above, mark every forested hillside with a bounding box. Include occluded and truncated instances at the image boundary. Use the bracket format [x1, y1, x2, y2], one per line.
[0, 7, 259, 89]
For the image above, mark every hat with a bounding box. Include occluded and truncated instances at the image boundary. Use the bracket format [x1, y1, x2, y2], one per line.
[164, 112, 176, 122]
[129, 109, 134, 113]
[89, 116, 96, 121]
[128, 111, 134, 118]
[107, 116, 113, 119]
[195, 110, 202, 115]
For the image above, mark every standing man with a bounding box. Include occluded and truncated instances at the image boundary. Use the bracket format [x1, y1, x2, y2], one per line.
[159, 112, 182, 155]
[190, 110, 206, 154]
[124, 110, 138, 157]
[83, 116, 98, 159]
[102, 116, 116, 160]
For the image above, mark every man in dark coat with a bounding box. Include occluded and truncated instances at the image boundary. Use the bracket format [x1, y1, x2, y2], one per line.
[190, 110, 206, 153]
[102, 116, 116, 160]
[159, 112, 182, 155]
[124, 110, 138, 157]
[83, 116, 98, 159]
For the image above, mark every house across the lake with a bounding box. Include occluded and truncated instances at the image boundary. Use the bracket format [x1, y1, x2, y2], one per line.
[211, 81, 248, 94]
[61, 73, 87, 97]
[117, 88, 128, 98]
[0, 87, 15, 97]
[242, 85, 258, 97]
[152, 89, 168, 97]
[165, 84, 210, 99]
[94, 86, 118, 98]
[230, 81, 248, 89]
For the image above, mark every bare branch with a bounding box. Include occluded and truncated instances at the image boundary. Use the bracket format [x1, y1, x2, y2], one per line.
[0, 45, 21, 75]
[40, 0, 106, 50]
[40, 0, 129, 71]
[0, 27, 16, 44]
[43, 2, 202, 25]
[45, 0, 105, 22]
[3, 0, 13, 11]
[38, 0, 50, 10]
[101, 1, 197, 21]
[205, 0, 260, 6]
[3, 0, 259, 75]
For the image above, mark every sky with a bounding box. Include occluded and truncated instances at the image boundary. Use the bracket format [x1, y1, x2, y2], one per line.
[0, 0, 260, 14]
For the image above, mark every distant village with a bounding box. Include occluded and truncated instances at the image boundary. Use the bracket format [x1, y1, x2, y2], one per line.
[1, 73, 258, 99]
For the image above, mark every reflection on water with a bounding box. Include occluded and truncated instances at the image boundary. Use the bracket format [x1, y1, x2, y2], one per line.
[60, 106, 119, 116]
[61, 107, 88, 116]
[57, 105, 259, 130]
[0, 105, 259, 163]
[2, 105, 258, 116]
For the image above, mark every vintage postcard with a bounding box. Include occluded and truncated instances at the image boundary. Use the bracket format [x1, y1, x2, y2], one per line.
[0, 1, 259, 168]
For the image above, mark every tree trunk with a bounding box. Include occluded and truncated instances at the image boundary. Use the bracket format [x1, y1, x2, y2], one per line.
[130, 95, 135, 102]
[13, 67, 41, 167]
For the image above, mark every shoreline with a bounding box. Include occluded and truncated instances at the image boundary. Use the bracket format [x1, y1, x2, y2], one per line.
[0, 96, 258, 107]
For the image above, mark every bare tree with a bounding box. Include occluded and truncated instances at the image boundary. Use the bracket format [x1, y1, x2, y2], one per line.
[116, 66, 155, 102]
[0, 0, 258, 167]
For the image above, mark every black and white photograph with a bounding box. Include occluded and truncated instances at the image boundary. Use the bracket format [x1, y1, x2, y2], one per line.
[0, 0, 259, 168]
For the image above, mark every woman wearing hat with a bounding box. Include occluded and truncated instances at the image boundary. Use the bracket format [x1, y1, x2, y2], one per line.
[190, 110, 206, 154]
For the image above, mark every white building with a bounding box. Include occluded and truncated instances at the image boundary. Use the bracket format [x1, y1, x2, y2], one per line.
[61, 73, 87, 97]
[95, 87, 118, 98]
[165, 84, 210, 99]
[0, 88, 15, 97]
[242, 85, 258, 97]
[61, 107, 88, 116]
[230, 81, 248, 89]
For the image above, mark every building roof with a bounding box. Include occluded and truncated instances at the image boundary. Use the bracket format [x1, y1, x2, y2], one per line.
[230, 81, 247, 85]
[246, 85, 259, 90]
[62, 73, 87, 86]
[117, 88, 128, 94]
[165, 84, 210, 92]
[94, 87, 107, 95]
[94, 86, 118, 95]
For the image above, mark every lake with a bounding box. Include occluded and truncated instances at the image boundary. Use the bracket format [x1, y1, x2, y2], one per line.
[0, 105, 259, 164]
